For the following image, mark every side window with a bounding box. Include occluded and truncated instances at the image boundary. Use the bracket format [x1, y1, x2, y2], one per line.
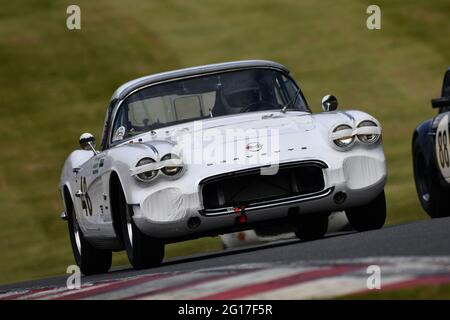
[173, 95, 203, 119]
[274, 74, 296, 106]
[274, 77, 286, 105]
[111, 107, 126, 143]
[280, 74, 308, 110]
[282, 75, 297, 98]
[201, 91, 216, 115]
[128, 97, 171, 126]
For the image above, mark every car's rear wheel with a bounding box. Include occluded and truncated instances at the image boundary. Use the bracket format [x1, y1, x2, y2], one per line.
[345, 190, 386, 232]
[117, 186, 164, 269]
[66, 193, 112, 275]
[413, 138, 450, 218]
[293, 212, 329, 241]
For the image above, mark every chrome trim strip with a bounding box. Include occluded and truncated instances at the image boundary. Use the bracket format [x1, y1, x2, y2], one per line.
[199, 160, 328, 186]
[342, 111, 356, 123]
[199, 187, 334, 216]
[112, 60, 290, 100]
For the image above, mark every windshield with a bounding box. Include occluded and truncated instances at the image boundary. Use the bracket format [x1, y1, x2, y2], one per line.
[111, 68, 308, 143]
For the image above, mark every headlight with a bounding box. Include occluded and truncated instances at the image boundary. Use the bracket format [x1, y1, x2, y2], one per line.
[135, 158, 157, 183]
[332, 124, 355, 148]
[161, 154, 183, 176]
[357, 120, 380, 144]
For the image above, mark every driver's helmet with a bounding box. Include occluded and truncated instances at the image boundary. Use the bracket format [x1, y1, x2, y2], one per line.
[220, 72, 263, 114]
[224, 87, 261, 109]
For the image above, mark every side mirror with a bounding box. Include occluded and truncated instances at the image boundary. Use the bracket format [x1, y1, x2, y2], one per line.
[321, 95, 338, 112]
[79, 133, 97, 154]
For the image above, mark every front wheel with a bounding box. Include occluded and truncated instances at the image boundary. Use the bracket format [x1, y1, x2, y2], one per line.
[66, 196, 112, 275]
[118, 187, 164, 270]
[345, 190, 386, 232]
[413, 138, 450, 218]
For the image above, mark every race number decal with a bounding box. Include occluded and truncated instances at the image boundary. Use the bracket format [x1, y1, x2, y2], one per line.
[435, 115, 450, 182]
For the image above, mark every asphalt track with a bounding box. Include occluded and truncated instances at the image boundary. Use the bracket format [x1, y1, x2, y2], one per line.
[1, 217, 450, 299]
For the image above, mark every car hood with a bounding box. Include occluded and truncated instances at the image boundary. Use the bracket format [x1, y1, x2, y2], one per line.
[176, 111, 314, 138]
[114, 110, 366, 164]
[166, 110, 355, 143]
[149, 111, 352, 163]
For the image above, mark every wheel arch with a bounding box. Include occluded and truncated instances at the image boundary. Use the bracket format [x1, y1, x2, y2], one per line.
[412, 118, 450, 189]
[413, 118, 435, 172]
[62, 184, 75, 218]
[109, 170, 125, 244]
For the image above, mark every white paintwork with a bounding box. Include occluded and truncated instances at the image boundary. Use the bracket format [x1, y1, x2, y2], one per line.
[59, 66, 387, 249]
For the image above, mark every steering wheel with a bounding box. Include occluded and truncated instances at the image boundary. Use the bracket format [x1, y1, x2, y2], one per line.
[240, 101, 280, 113]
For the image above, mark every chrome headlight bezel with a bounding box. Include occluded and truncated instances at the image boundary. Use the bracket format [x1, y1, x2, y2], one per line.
[132, 153, 184, 183]
[134, 157, 158, 183]
[160, 153, 184, 177]
[356, 120, 381, 144]
[331, 124, 356, 150]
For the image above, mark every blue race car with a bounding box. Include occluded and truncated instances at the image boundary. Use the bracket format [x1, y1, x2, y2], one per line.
[413, 68, 450, 218]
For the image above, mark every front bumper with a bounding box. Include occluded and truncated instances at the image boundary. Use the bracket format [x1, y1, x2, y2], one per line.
[132, 150, 387, 241]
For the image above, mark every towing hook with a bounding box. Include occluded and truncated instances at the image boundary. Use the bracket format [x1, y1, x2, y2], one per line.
[233, 205, 248, 224]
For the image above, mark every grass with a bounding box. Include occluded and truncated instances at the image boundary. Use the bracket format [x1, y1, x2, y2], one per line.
[341, 283, 450, 300]
[0, 0, 449, 285]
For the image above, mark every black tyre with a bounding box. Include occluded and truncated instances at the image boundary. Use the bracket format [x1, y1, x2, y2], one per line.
[66, 193, 112, 275]
[345, 190, 386, 232]
[413, 138, 450, 218]
[117, 186, 165, 269]
[293, 212, 329, 241]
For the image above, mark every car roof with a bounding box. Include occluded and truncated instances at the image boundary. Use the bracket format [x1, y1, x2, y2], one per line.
[110, 60, 290, 101]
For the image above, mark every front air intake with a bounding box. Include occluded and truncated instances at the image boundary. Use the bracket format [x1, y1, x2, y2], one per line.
[200, 161, 326, 211]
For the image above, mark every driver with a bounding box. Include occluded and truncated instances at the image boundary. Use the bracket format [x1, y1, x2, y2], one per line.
[213, 71, 277, 115]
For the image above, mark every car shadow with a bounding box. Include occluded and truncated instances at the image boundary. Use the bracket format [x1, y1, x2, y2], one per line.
[105, 230, 356, 277]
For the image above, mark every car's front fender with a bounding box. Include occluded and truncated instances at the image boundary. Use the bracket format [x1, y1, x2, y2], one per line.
[413, 118, 435, 175]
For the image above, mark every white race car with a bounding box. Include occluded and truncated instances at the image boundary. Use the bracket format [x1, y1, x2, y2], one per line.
[59, 60, 387, 275]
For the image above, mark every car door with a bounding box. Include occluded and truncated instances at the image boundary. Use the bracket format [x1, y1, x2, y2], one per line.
[75, 152, 112, 234]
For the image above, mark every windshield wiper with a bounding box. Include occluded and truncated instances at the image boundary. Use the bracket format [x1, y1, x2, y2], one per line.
[280, 88, 301, 113]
